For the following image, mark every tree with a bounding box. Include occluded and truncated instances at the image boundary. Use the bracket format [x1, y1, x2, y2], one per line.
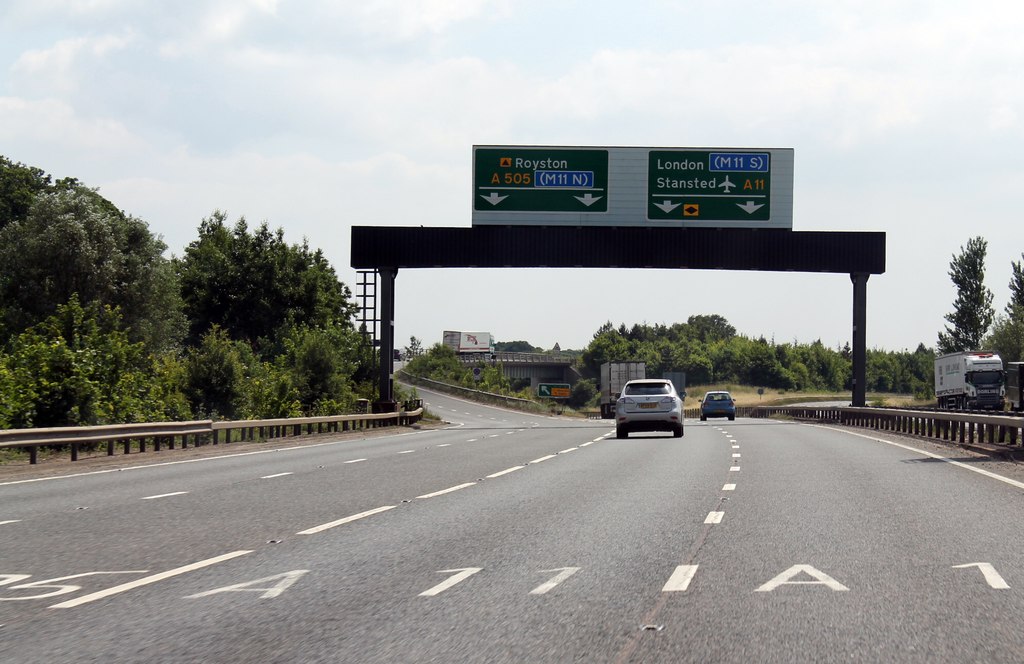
[984, 305, 1024, 363]
[687, 314, 736, 343]
[183, 326, 245, 418]
[1, 297, 181, 428]
[0, 155, 52, 231]
[937, 237, 994, 354]
[176, 212, 357, 350]
[0, 186, 184, 352]
[1009, 254, 1024, 316]
[404, 336, 423, 358]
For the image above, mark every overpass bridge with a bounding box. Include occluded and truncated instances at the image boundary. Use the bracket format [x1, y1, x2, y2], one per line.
[457, 352, 581, 389]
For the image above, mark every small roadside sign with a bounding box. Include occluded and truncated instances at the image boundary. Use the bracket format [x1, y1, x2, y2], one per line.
[538, 383, 571, 399]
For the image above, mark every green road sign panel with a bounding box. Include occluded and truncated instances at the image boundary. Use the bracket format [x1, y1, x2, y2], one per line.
[538, 383, 571, 398]
[474, 148, 608, 214]
[648, 150, 771, 221]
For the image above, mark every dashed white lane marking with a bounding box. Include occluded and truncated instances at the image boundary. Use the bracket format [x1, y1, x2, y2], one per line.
[0, 520, 21, 526]
[141, 491, 188, 500]
[417, 483, 476, 499]
[297, 505, 396, 535]
[530, 454, 556, 464]
[261, 472, 293, 479]
[50, 550, 253, 608]
[530, 567, 580, 595]
[732, 445, 740, 449]
[732, 453, 741, 458]
[579, 442, 594, 447]
[723, 484, 737, 491]
[398, 450, 415, 454]
[730, 466, 741, 472]
[344, 458, 366, 464]
[467, 439, 479, 443]
[437, 444, 451, 448]
[662, 565, 699, 592]
[486, 466, 524, 478]
[506, 431, 516, 435]
[558, 447, 578, 454]
[705, 511, 725, 524]
[419, 568, 482, 597]
[488, 434, 500, 438]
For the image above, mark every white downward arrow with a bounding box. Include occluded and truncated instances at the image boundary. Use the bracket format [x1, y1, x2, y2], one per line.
[574, 193, 603, 206]
[737, 201, 765, 214]
[480, 192, 508, 206]
[654, 200, 681, 213]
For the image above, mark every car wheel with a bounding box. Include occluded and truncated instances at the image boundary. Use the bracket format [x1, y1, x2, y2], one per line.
[673, 425, 683, 438]
[616, 426, 627, 439]
[700, 414, 706, 421]
[728, 415, 735, 421]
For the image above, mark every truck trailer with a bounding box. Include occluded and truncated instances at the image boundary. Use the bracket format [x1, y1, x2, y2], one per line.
[600, 361, 646, 419]
[1007, 362, 1024, 412]
[934, 351, 1005, 411]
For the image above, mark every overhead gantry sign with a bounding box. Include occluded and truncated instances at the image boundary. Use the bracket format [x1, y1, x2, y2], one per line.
[353, 146, 884, 409]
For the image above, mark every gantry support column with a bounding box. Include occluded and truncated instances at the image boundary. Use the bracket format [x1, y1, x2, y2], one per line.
[851, 272, 869, 408]
[376, 267, 397, 410]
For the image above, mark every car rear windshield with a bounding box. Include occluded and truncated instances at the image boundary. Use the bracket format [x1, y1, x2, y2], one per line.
[706, 393, 732, 401]
[625, 383, 671, 396]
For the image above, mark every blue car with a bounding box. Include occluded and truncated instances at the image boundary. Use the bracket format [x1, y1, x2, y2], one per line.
[700, 391, 736, 421]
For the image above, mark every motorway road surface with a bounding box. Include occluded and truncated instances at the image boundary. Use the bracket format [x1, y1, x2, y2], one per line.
[4, 387, 1024, 662]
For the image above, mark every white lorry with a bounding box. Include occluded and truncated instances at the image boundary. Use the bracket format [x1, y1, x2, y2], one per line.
[934, 351, 1005, 411]
[599, 361, 646, 419]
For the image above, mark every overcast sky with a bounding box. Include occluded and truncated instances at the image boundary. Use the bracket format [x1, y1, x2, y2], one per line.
[2, 1, 1021, 353]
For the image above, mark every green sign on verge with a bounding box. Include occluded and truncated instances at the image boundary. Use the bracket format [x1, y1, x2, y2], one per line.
[538, 383, 571, 399]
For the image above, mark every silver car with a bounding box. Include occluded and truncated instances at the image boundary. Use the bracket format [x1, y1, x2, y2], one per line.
[614, 379, 684, 439]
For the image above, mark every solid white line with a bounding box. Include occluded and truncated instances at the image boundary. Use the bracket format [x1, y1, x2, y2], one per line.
[530, 454, 556, 464]
[50, 550, 253, 608]
[662, 565, 699, 592]
[297, 505, 396, 535]
[818, 425, 1024, 491]
[416, 483, 476, 499]
[486, 466, 524, 478]
[344, 458, 367, 464]
[723, 484, 737, 491]
[0, 520, 21, 526]
[558, 447, 578, 454]
[705, 511, 724, 524]
[260, 472, 293, 479]
[141, 491, 188, 500]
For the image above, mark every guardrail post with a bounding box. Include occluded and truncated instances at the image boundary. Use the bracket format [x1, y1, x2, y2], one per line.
[123, 439, 131, 455]
[29, 446, 37, 465]
[71, 443, 78, 461]
[108, 440, 115, 456]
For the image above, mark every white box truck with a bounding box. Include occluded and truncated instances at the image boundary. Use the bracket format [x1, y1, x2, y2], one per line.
[600, 361, 646, 419]
[934, 351, 1005, 410]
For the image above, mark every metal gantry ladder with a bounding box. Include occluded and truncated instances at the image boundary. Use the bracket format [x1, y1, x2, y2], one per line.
[356, 270, 379, 350]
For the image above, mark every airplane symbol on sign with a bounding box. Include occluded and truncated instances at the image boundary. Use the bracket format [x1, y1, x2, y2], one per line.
[720, 176, 735, 193]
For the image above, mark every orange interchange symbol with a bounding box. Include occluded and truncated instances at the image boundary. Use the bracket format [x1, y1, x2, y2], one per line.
[499, 157, 512, 167]
[683, 204, 699, 217]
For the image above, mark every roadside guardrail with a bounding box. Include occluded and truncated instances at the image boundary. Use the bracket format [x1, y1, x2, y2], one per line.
[750, 405, 1022, 449]
[0, 406, 424, 465]
[397, 371, 546, 413]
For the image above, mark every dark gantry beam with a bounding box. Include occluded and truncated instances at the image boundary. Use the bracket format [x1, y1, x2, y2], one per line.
[352, 226, 885, 275]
